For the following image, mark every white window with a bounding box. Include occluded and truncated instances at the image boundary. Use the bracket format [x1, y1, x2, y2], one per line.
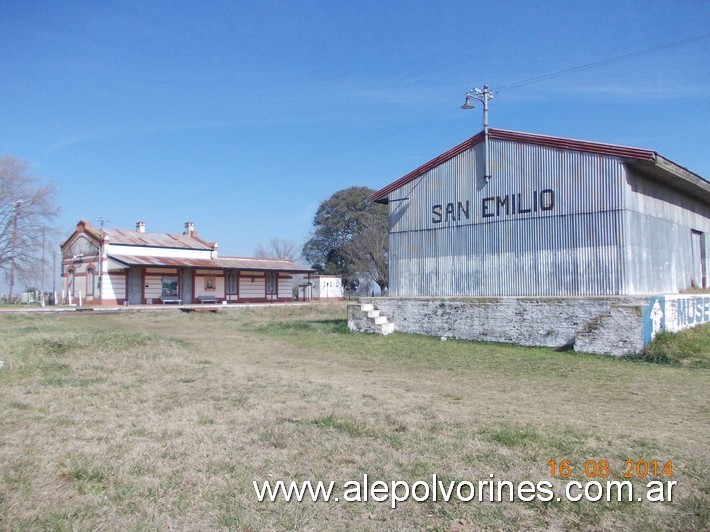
[226, 271, 238, 295]
[266, 272, 277, 295]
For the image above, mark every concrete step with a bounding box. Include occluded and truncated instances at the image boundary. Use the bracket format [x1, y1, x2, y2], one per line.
[348, 301, 395, 336]
[380, 322, 395, 335]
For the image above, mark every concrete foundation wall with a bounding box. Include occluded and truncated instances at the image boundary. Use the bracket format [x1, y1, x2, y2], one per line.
[349, 295, 710, 356]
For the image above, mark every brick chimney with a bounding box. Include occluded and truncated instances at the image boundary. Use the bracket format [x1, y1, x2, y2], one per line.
[136, 221, 146, 233]
[184, 221, 195, 236]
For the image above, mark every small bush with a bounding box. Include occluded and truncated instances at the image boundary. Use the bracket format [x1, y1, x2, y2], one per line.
[489, 425, 545, 447]
[641, 333, 674, 365]
[640, 324, 710, 369]
[312, 413, 368, 437]
[258, 319, 349, 335]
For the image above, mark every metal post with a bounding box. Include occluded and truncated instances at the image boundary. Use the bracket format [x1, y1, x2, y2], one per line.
[461, 85, 494, 181]
[52, 250, 56, 305]
[8, 200, 22, 302]
[97, 217, 109, 303]
[40, 228, 45, 306]
[482, 86, 491, 181]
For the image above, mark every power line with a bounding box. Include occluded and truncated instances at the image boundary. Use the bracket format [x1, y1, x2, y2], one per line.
[115, 32, 710, 221]
[496, 33, 710, 93]
[303, 33, 710, 170]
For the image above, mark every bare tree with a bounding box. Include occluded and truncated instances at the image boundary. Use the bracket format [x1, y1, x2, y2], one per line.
[0, 156, 59, 300]
[254, 237, 298, 260]
[253, 243, 268, 258]
[342, 214, 388, 293]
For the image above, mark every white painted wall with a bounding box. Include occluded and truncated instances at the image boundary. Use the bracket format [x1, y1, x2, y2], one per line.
[278, 276, 292, 299]
[195, 274, 225, 298]
[239, 272, 265, 299]
[106, 244, 213, 259]
[312, 276, 344, 299]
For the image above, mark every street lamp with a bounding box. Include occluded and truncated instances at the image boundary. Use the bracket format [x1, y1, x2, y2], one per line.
[461, 84, 494, 181]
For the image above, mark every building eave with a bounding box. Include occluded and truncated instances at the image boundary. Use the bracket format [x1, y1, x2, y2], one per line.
[103, 229, 215, 250]
[60, 219, 102, 250]
[372, 132, 483, 203]
[108, 242, 214, 253]
[107, 254, 316, 274]
[626, 155, 710, 203]
[371, 129, 672, 204]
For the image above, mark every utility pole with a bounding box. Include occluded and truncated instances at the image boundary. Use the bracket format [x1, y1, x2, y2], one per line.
[97, 217, 109, 302]
[41, 228, 45, 306]
[461, 85, 495, 181]
[52, 250, 56, 304]
[8, 200, 22, 302]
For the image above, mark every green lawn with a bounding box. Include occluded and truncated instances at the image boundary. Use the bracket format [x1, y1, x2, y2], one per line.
[0, 304, 708, 530]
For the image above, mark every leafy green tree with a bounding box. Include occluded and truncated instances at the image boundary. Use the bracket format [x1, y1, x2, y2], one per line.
[302, 186, 388, 292]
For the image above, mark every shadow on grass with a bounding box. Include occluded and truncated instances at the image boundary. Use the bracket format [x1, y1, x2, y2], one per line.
[256, 319, 349, 335]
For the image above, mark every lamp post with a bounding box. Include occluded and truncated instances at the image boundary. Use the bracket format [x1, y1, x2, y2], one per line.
[461, 85, 494, 181]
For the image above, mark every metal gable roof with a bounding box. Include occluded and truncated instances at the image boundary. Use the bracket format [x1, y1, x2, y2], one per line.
[371, 128, 675, 203]
[108, 254, 315, 273]
[104, 228, 214, 250]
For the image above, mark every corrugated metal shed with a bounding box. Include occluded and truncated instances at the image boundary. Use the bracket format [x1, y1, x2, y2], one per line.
[375, 129, 710, 297]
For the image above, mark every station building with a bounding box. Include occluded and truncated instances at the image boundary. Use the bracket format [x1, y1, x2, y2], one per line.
[61, 220, 313, 305]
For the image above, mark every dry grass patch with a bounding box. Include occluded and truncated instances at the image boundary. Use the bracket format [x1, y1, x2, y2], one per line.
[0, 305, 708, 530]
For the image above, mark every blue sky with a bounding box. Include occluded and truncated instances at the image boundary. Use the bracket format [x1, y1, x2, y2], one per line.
[1, 0, 708, 260]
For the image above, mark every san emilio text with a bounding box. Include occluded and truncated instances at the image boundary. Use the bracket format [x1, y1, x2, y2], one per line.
[432, 189, 555, 224]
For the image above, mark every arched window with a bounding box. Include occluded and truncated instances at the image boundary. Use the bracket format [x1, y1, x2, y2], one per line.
[68, 270, 75, 297]
[87, 268, 95, 297]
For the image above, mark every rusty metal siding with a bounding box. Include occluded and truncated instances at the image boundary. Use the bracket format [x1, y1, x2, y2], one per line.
[388, 138, 630, 296]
